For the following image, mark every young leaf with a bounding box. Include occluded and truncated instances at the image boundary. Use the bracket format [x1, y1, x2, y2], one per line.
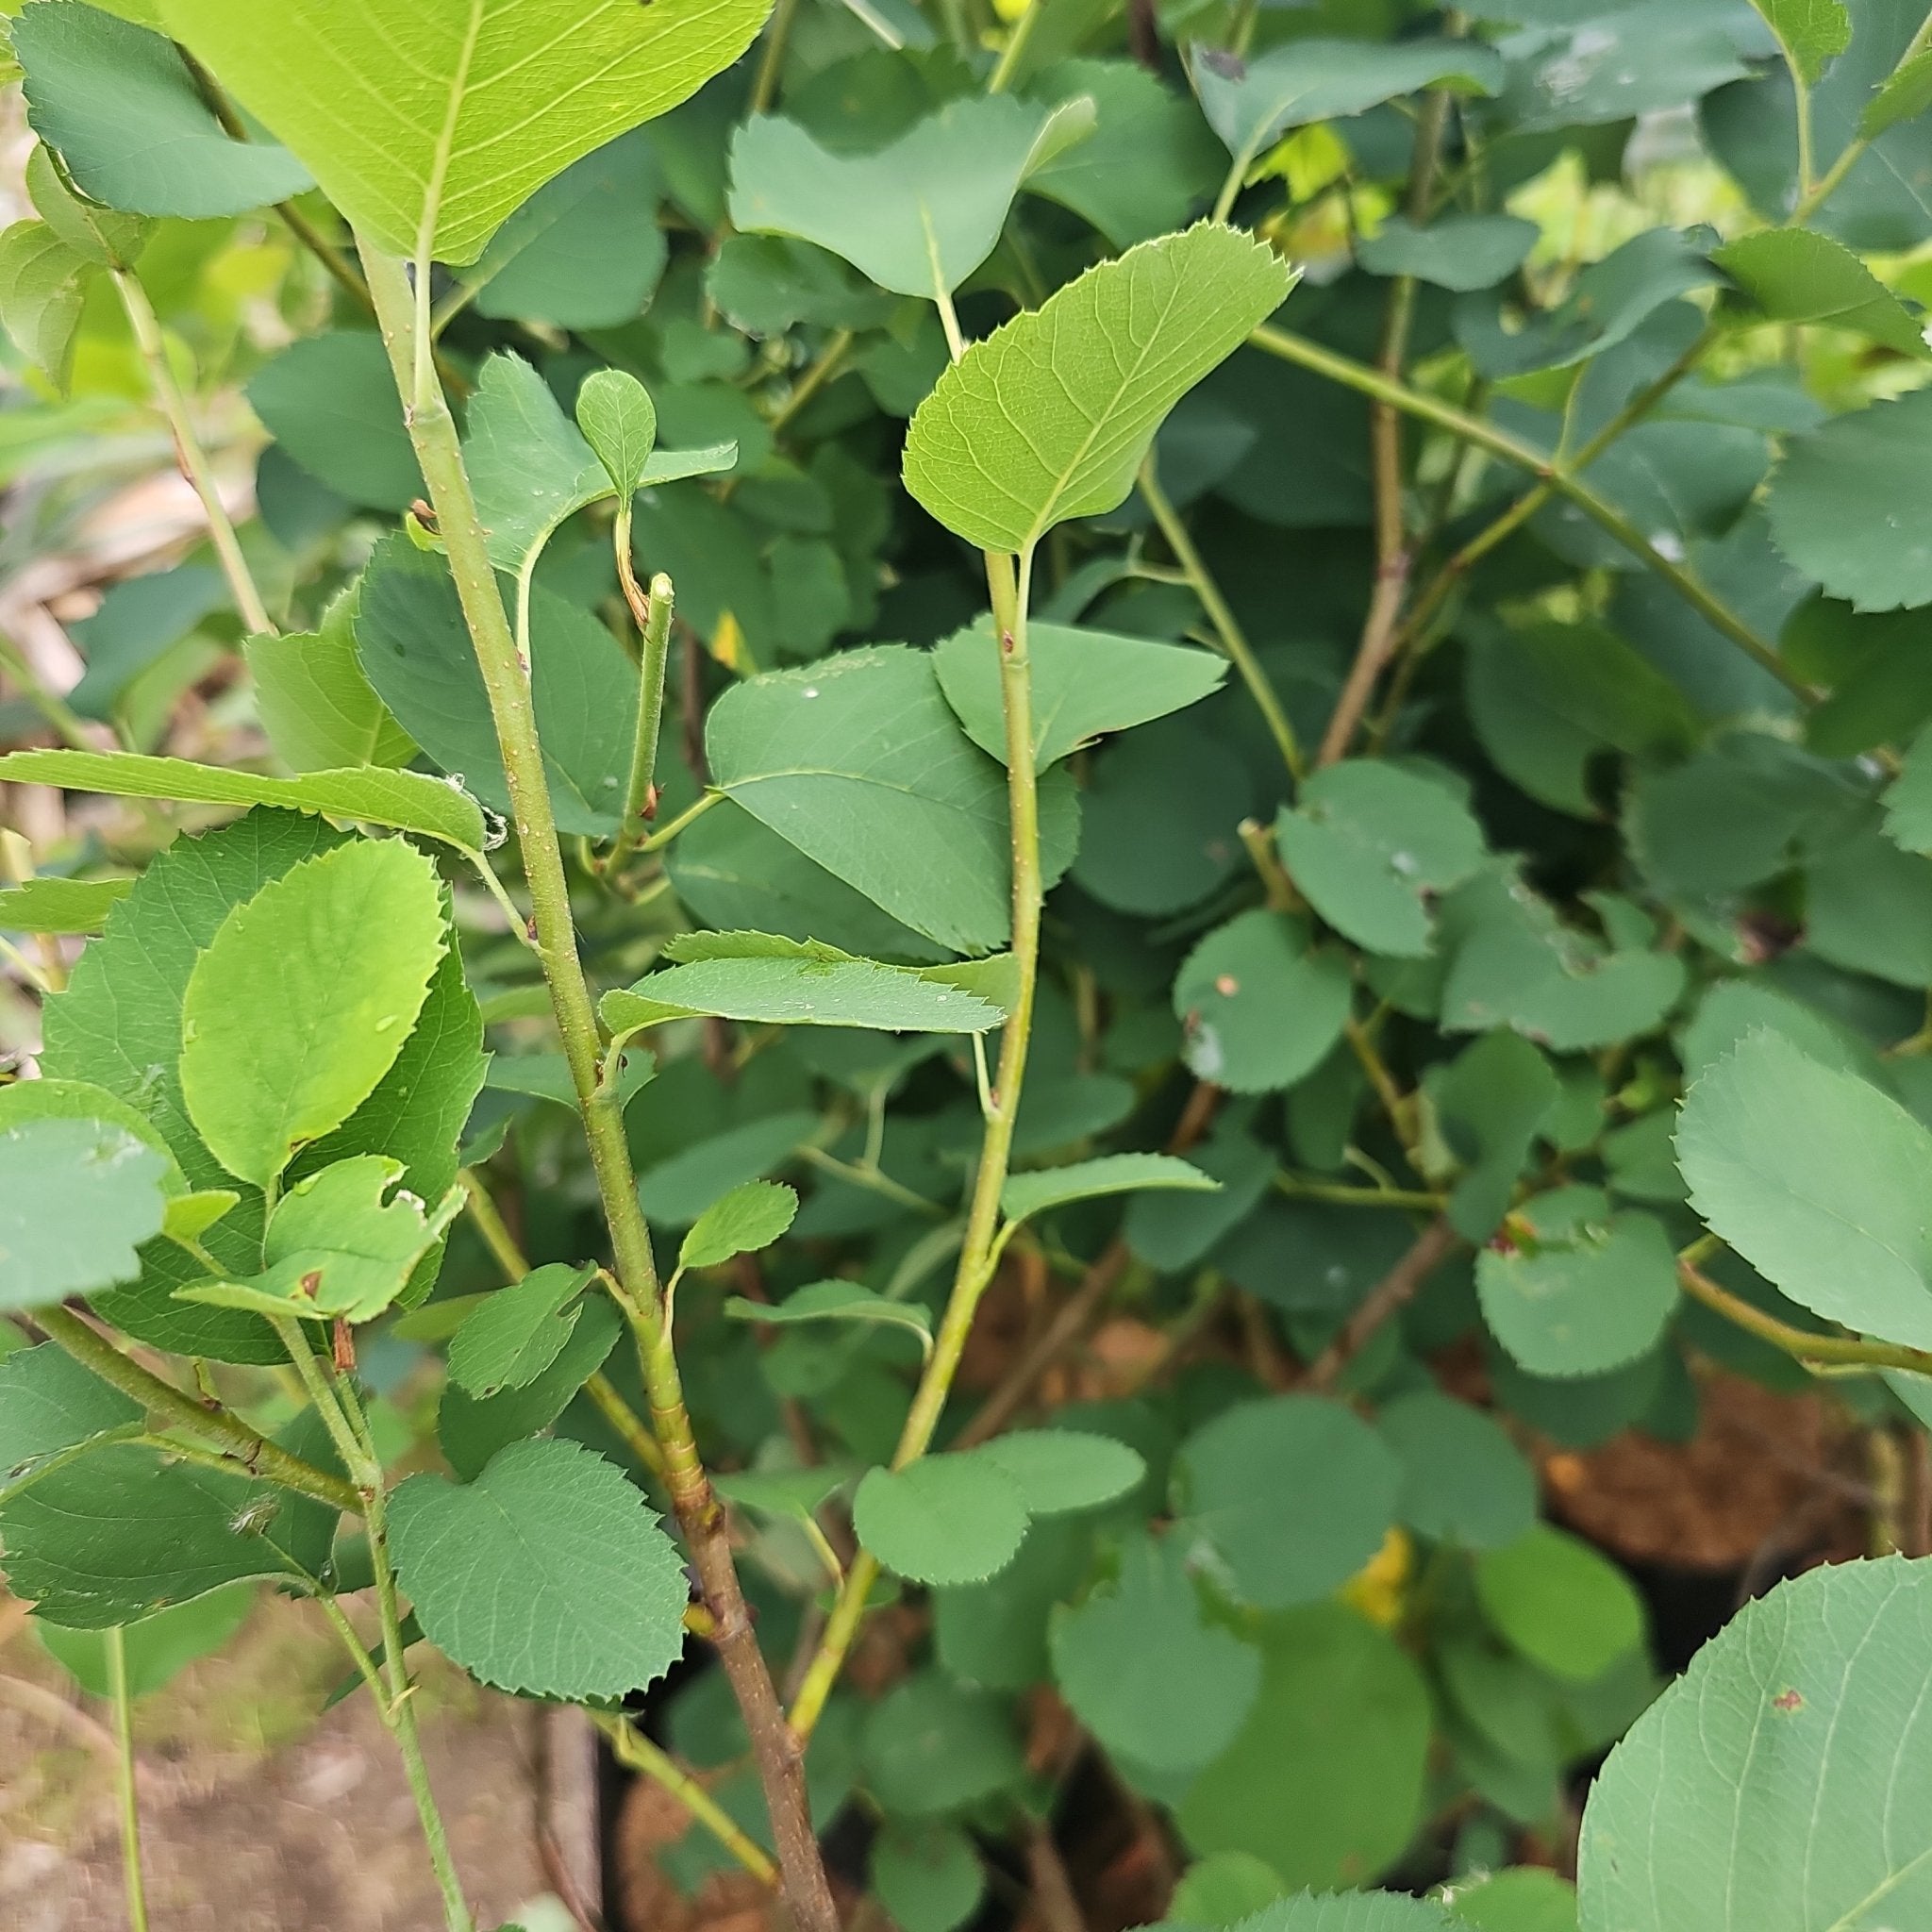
[447, 1263, 597, 1398]
[853, 1457, 1032, 1586]
[1173, 909, 1353, 1093]
[0, 219, 93, 388]
[678, 1179, 799, 1272]
[1746, 0, 1850, 86]
[387, 1438, 689, 1700]
[0, 874, 134, 934]
[1048, 1531, 1260, 1772]
[179, 838, 448, 1189]
[1000, 1153, 1221, 1224]
[727, 94, 1095, 303]
[1677, 1030, 1932, 1348]
[1860, 42, 1932, 137]
[575, 367, 658, 497]
[723, 1279, 936, 1354]
[1475, 1526, 1644, 1682]
[245, 592, 415, 774]
[14, 1, 313, 218]
[933, 619, 1227, 772]
[0, 748, 487, 854]
[602, 954, 1004, 1038]
[177, 1155, 464, 1321]
[1578, 1556, 1932, 1930]
[902, 223, 1293, 554]
[975, 1430, 1145, 1514]
[1716, 228, 1929, 358]
[0, 1119, 171, 1311]
[160, 0, 777, 264]
[1275, 761, 1487, 958]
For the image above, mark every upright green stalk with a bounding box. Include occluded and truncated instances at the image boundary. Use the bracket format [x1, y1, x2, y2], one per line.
[355, 237, 839, 1932]
[606, 551, 675, 871]
[106, 1625, 149, 1932]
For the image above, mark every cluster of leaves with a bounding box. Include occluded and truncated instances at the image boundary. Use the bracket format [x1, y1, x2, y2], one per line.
[5, 0, 1932, 1927]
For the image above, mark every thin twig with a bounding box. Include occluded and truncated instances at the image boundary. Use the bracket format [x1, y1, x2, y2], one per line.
[1679, 1258, 1932, 1379]
[595, 1711, 780, 1887]
[1304, 1215, 1457, 1390]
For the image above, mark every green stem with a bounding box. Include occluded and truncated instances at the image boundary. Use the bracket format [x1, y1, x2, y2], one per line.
[770, 329, 855, 438]
[270, 1315, 375, 1488]
[107, 1624, 149, 1932]
[34, 1305, 358, 1512]
[1793, 5, 1932, 222]
[595, 1713, 780, 1885]
[1680, 1258, 1932, 1379]
[0, 632, 97, 752]
[1248, 324, 1810, 703]
[637, 788, 723, 853]
[750, 0, 800, 114]
[356, 235, 838, 1932]
[606, 551, 675, 871]
[988, 0, 1043, 92]
[1138, 457, 1304, 780]
[1274, 1174, 1445, 1211]
[110, 271, 275, 638]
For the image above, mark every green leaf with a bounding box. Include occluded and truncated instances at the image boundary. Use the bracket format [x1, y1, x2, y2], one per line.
[933, 618, 1226, 771]
[1377, 1391, 1539, 1553]
[861, 1671, 1025, 1817]
[1177, 1605, 1432, 1892]
[1860, 42, 1932, 137]
[603, 952, 1004, 1037]
[1577, 1555, 1932, 1930]
[179, 838, 448, 1189]
[0, 1076, 186, 1198]
[575, 367, 658, 498]
[1886, 720, 1932, 855]
[438, 1296, 621, 1483]
[447, 1263, 596, 1398]
[0, 1445, 301, 1626]
[853, 1456, 1032, 1586]
[638, 1111, 817, 1228]
[160, 0, 776, 265]
[1747, 0, 1849, 85]
[723, 1279, 936, 1355]
[1186, 1890, 1453, 1931]
[24, 142, 150, 269]
[14, 2, 313, 218]
[1001, 1153, 1220, 1224]
[1475, 1526, 1644, 1683]
[1677, 1030, 1932, 1349]
[1165, 1856, 1291, 1927]
[903, 223, 1291, 554]
[0, 219, 92, 389]
[977, 1429, 1145, 1513]
[1276, 762, 1486, 958]
[388, 1438, 689, 1700]
[1423, 1031, 1560, 1241]
[1192, 38, 1505, 187]
[1050, 1531, 1260, 1772]
[0, 1345, 142, 1498]
[1447, 1871, 1577, 1932]
[245, 592, 415, 774]
[0, 874, 134, 934]
[679, 1180, 799, 1271]
[0, 748, 487, 854]
[871, 1822, 986, 1932]
[0, 1119, 171, 1311]
[1357, 213, 1539, 292]
[726, 93, 1094, 302]
[1476, 1186, 1679, 1378]
[246, 330, 421, 511]
[178, 1155, 464, 1320]
[707, 645, 1077, 954]
[1173, 909, 1353, 1094]
[1177, 1396, 1401, 1609]
[1717, 228, 1927, 357]
[1766, 388, 1932, 613]
[38, 1583, 256, 1700]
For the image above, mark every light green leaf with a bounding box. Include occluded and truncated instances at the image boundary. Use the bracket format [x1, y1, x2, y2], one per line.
[177, 1155, 464, 1321]
[903, 223, 1291, 554]
[726, 93, 1095, 302]
[179, 838, 448, 1189]
[1050, 1531, 1260, 1771]
[679, 1180, 798, 1272]
[1677, 1029, 1932, 1349]
[977, 1430, 1145, 1513]
[871, 1822, 986, 1932]
[0, 219, 92, 389]
[933, 618, 1226, 772]
[245, 592, 415, 774]
[707, 645, 1079, 954]
[1476, 1527, 1644, 1683]
[575, 367, 658, 498]
[0, 748, 486, 854]
[159, 0, 777, 265]
[14, 1, 313, 218]
[1447, 1870, 1576, 1932]
[1765, 388, 1932, 612]
[447, 1263, 596, 1398]
[1178, 1396, 1400, 1609]
[0, 1119, 171, 1311]
[1377, 1391, 1539, 1553]
[1747, 0, 1849, 85]
[1861, 42, 1932, 137]
[723, 1279, 935, 1355]
[0, 1345, 142, 1501]
[1193, 38, 1505, 188]
[246, 331, 421, 511]
[1001, 1153, 1220, 1224]
[163, 1189, 241, 1244]
[1577, 1555, 1932, 1931]
[1476, 1186, 1679, 1378]
[1166, 1856, 1291, 1927]
[38, 1583, 256, 1700]
[1717, 228, 1927, 357]
[1276, 762, 1486, 958]
[853, 1456, 1032, 1586]
[1357, 213, 1539, 292]
[0, 874, 133, 934]
[602, 952, 1003, 1037]
[0, 1076, 186, 1197]
[1173, 909, 1353, 1094]
[388, 1438, 688, 1699]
